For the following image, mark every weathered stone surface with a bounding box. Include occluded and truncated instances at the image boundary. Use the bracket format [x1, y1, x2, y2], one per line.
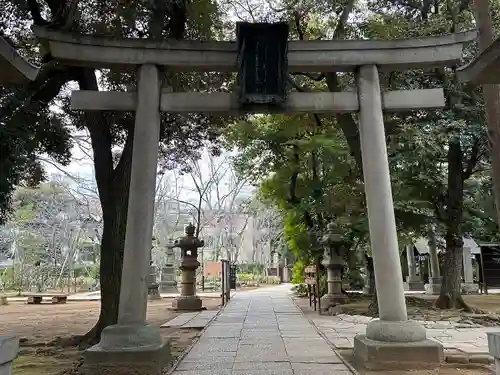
[232, 362, 292, 370]
[232, 370, 293, 375]
[175, 360, 234, 371]
[80, 339, 170, 375]
[291, 362, 353, 375]
[34, 26, 475, 73]
[469, 354, 494, 364]
[161, 311, 218, 329]
[0, 36, 39, 83]
[172, 370, 231, 375]
[310, 312, 496, 357]
[171, 295, 203, 311]
[353, 335, 444, 370]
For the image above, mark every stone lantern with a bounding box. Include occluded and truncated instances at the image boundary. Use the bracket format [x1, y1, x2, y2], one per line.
[320, 221, 348, 313]
[171, 223, 205, 311]
[159, 238, 178, 294]
[147, 242, 161, 300]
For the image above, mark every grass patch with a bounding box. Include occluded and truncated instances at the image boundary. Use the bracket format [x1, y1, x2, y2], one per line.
[13, 347, 81, 375]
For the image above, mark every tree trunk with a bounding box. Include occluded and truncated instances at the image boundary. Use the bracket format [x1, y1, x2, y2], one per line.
[366, 256, 379, 316]
[315, 255, 322, 313]
[435, 139, 470, 311]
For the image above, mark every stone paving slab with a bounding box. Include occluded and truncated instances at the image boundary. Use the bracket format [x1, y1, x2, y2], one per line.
[232, 370, 293, 375]
[291, 362, 353, 375]
[310, 313, 497, 359]
[232, 362, 292, 370]
[171, 285, 355, 375]
[161, 310, 218, 329]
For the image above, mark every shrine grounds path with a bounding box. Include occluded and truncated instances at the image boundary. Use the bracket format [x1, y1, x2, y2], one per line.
[170, 284, 354, 375]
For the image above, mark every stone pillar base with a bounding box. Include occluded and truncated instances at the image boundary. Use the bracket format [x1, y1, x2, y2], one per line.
[171, 295, 204, 311]
[0, 336, 19, 375]
[320, 294, 348, 313]
[80, 324, 170, 375]
[353, 335, 444, 370]
[407, 281, 425, 291]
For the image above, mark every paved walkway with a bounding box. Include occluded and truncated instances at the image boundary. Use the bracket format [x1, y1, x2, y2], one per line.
[311, 314, 497, 358]
[171, 285, 354, 375]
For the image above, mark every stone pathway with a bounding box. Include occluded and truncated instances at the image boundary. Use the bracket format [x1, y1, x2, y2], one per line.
[170, 285, 354, 375]
[161, 311, 219, 329]
[311, 314, 497, 361]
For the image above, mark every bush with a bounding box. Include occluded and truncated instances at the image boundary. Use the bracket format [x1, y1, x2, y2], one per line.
[345, 267, 365, 290]
[291, 260, 306, 284]
[292, 283, 308, 297]
[263, 276, 281, 284]
[237, 273, 256, 281]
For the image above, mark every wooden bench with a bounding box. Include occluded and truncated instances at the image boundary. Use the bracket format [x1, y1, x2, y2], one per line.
[26, 294, 67, 305]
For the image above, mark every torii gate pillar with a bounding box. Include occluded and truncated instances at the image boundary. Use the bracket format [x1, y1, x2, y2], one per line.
[352, 65, 442, 369]
[80, 64, 170, 375]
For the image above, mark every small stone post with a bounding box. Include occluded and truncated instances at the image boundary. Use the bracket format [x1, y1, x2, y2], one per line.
[427, 230, 441, 295]
[171, 223, 205, 311]
[319, 222, 347, 313]
[147, 245, 161, 300]
[406, 245, 424, 291]
[0, 336, 19, 375]
[159, 242, 178, 294]
[462, 247, 478, 293]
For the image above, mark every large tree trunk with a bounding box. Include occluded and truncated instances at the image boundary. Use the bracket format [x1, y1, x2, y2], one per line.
[366, 256, 379, 316]
[435, 139, 470, 311]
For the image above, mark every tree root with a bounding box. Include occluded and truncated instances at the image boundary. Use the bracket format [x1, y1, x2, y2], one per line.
[434, 293, 485, 313]
[75, 324, 100, 349]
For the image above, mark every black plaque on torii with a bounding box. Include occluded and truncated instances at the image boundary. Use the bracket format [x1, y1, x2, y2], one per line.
[236, 22, 289, 108]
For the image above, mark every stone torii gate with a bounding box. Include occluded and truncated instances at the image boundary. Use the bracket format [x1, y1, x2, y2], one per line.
[0, 35, 40, 375]
[34, 26, 475, 374]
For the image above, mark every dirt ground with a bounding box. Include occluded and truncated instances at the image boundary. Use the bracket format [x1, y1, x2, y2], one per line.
[294, 295, 500, 375]
[310, 293, 500, 325]
[1, 297, 220, 375]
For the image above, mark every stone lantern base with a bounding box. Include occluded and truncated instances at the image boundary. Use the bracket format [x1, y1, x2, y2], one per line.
[320, 293, 348, 313]
[171, 295, 205, 311]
